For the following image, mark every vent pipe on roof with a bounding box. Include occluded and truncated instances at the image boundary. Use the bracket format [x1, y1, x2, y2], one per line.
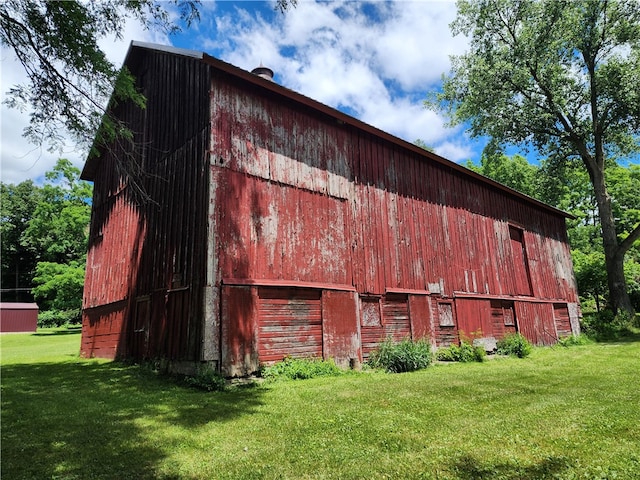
[251, 64, 274, 81]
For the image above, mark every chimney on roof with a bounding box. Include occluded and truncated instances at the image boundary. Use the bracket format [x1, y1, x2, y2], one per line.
[251, 64, 274, 81]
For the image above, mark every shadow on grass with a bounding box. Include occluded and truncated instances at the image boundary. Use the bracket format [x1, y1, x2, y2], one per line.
[450, 454, 572, 479]
[1, 361, 265, 479]
[32, 326, 82, 336]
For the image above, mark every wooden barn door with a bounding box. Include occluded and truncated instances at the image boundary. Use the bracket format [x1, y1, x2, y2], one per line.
[257, 287, 323, 363]
[509, 226, 533, 296]
[382, 294, 411, 340]
[131, 297, 150, 359]
[553, 303, 572, 338]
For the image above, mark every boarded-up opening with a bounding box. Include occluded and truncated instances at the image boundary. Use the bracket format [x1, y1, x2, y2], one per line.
[490, 300, 517, 339]
[434, 300, 457, 346]
[257, 287, 322, 363]
[360, 294, 411, 360]
[509, 225, 533, 296]
[553, 303, 572, 338]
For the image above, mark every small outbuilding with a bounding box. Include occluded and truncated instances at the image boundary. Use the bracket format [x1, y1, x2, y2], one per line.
[0, 303, 39, 333]
[80, 42, 580, 375]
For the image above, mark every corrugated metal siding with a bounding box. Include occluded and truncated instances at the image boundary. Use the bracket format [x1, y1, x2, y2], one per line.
[257, 287, 323, 362]
[81, 49, 210, 361]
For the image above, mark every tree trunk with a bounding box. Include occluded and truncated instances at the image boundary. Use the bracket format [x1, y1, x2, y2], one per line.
[590, 167, 635, 316]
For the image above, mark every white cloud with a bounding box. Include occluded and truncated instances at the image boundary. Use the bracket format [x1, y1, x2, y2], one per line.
[434, 140, 475, 163]
[203, 0, 477, 161]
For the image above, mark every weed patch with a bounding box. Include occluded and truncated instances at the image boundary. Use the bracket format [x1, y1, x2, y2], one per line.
[497, 333, 533, 358]
[366, 338, 432, 372]
[436, 341, 486, 362]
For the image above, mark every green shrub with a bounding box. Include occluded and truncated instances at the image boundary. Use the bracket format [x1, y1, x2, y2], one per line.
[261, 356, 344, 381]
[184, 365, 227, 392]
[580, 310, 637, 341]
[435, 341, 486, 363]
[496, 333, 532, 358]
[37, 308, 81, 328]
[366, 338, 432, 373]
[556, 334, 594, 347]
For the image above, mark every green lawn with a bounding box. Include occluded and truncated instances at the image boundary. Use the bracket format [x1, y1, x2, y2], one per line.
[2, 329, 639, 479]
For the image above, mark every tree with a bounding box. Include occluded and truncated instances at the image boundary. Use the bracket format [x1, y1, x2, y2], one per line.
[429, 0, 640, 315]
[467, 150, 540, 198]
[21, 159, 92, 264]
[0, 180, 41, 301]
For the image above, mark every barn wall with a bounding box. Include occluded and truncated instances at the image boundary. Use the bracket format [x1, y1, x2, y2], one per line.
[208, 72, 579, 367]
[209, 75, 577, 303]
[81, 49, 210, 363]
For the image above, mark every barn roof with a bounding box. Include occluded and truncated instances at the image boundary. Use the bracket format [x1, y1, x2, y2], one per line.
[83, 41, 572, 219]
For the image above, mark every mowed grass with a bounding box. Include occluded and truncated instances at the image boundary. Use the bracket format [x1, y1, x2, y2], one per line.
[2, 330, 640, 479]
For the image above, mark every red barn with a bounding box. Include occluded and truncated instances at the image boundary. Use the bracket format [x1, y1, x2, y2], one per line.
[81, 42, 580, 375]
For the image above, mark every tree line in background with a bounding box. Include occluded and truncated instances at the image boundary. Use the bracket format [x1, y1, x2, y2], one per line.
[1, 159, 91, 325]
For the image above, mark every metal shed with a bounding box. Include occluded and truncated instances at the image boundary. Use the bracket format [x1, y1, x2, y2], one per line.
[1, 303, 38, 333]
[80, 42, 580, 375]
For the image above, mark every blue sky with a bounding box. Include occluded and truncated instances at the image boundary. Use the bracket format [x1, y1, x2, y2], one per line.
[1, 0, 495, 184]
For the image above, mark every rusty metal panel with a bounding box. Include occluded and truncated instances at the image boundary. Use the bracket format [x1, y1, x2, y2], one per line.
[257, 287, 322, 363]
[321, 290, 360, 368]
[515, 301, 557, 346]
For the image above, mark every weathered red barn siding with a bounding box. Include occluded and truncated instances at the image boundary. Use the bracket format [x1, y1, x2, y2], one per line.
[81, 46, 211, 364]
[0, 303, 38, 333]
[208, 68, 578, 369]
[515, 302, 558, 346]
